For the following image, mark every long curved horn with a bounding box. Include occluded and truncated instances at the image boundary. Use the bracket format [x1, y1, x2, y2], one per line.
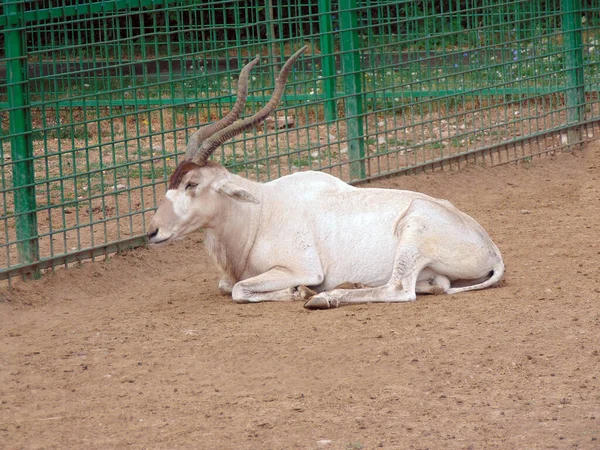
[192, 46, 307, 166]
[184, 55, 261, 159]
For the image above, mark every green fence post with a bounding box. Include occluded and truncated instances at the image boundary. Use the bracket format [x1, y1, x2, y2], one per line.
[338, 0, 365, 180]
[318, 0, 338, 122]
[265, 0, 279, 72]
[561, 0, 585, 145]
[5, 0, 40, 278]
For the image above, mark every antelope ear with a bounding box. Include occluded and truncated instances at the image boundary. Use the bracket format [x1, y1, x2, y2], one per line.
[213, 179, 260, 204]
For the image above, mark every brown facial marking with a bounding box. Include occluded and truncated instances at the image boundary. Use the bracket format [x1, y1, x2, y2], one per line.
[168, 160, 223, 190]
[168, 160, 201, 190]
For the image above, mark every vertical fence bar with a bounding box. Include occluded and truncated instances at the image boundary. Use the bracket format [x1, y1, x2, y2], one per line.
[4, 0, 40, 278]
[561, 0, 585, 145]
[265, 0, 279, 72]
[338, 0, 365, 180]
[318, 0, 338, 122]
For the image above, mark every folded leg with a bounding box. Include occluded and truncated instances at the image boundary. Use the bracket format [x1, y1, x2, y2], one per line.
[232, 268, 324, 303]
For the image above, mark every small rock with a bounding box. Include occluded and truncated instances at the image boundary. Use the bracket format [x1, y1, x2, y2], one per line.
[278, 116, 294, 128]
[264, 115, 295, 130]
[521, 209, 530, 214]
[340, 147, 348, 154]
[316, 440, 332, 447]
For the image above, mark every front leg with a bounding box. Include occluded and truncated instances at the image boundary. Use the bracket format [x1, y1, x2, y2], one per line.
[232, 268, 324, 303]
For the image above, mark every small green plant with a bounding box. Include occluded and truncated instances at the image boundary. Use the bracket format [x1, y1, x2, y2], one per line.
[294, 156, 311, 167]
[222, 154, 248, 174]
[346, 442, 363, 450]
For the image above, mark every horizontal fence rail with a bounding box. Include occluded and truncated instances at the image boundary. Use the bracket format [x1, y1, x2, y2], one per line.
[1, 0, 600, 282]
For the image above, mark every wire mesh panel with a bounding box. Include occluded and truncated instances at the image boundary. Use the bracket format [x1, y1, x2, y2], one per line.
[1, 0, 599, 281]
[341, 0, 600, 178]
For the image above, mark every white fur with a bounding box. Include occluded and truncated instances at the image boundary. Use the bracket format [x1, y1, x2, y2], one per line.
[147, 166, 504, 309]
[166, 189, 192, 220]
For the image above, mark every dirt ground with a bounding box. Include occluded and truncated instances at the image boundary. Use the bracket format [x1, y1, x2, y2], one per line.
[1, 140, 599, 450]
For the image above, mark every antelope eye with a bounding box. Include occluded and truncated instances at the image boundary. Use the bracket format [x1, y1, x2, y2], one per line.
[185, 182, 198, 191]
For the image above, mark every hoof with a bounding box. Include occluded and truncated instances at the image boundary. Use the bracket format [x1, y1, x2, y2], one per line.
[430, 285, 445, 295]
[304, 295, 339, 310]
[298, 285, 318, 300]
[304, 296, 330, 309]
[218, 286, 232, 296]
[218, 278, 234, 296]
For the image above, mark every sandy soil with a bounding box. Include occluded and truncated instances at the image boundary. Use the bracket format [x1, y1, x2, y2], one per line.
[1, 141, 599, 449]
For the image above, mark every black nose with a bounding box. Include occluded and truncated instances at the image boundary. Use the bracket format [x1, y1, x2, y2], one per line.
[146, 228, 159, 240]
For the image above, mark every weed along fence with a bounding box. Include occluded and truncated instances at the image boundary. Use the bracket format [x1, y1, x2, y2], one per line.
[1, 0, 599, 282]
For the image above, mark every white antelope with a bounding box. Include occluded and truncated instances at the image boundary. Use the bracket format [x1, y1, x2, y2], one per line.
[147, 47, 504, 309]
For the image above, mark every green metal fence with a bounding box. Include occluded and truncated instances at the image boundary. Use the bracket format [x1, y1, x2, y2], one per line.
[2, 0, 599, 282]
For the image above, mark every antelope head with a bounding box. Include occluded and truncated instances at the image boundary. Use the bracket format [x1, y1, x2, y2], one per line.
[146, 47, 306, 244]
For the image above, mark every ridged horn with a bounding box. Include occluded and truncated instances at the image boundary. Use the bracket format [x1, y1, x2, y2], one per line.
[191, 46, 307, 166]
[184, 55, 261, 159]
